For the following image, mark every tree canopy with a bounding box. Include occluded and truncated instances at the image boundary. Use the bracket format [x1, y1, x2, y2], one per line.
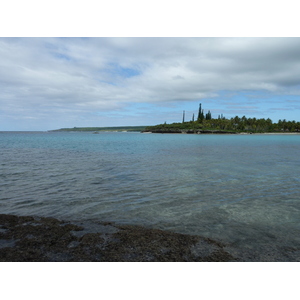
[144, 103, 300, 133]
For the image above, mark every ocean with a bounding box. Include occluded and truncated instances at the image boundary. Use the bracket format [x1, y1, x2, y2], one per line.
[1, 131, 300, 261]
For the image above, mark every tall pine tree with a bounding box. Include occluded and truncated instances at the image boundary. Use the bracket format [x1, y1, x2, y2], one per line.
[197, 103, 204, 122]
[205, 110, 212, 120]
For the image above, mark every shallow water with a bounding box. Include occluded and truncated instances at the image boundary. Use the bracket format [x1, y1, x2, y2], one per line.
[1, 131, 300, 261]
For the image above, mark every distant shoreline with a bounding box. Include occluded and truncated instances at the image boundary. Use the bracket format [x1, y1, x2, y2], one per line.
[258, 132, 300, 135]
[50, 126, 147, 132]
[141, 129, 300, 135]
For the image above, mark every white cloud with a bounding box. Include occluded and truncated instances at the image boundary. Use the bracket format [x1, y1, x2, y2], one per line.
[1, 37, 300, 130]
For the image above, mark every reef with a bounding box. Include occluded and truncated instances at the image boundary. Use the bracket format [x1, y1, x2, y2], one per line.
[0, 214, 236, 262]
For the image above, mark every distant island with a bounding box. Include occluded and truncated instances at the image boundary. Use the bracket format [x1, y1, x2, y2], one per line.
[51, 103, 300, 134]
[50, 126, 147, 132]
[143, 103, 300, 134]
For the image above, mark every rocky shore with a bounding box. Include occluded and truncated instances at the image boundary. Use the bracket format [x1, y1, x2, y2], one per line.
[0, 214, 236, 262]
[142, 129, 237, 134]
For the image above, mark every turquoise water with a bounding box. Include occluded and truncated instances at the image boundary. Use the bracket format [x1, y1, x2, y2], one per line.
[1, 131, 300, 261]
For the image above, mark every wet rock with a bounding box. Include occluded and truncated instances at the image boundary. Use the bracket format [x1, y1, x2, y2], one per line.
[0, 239, 17, 249]
[0, 214, 236, 262]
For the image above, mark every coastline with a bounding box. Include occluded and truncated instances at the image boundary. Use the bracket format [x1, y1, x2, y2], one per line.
[0, 214, 236, 262]
[259, 132, 300, 134]
[142, 129, 237, 134]
[142, 130, 300, 134]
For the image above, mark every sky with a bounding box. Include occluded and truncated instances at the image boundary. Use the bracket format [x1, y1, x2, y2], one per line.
[1, 37, 300, 131]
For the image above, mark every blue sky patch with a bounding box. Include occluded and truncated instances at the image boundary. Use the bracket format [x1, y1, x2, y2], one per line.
[108, 63, 141, 78]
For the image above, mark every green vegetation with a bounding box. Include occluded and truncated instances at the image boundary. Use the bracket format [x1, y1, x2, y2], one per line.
[144, 103, 300, 134]
[51, 126, 147, 132]
[51, 103, 300, 134]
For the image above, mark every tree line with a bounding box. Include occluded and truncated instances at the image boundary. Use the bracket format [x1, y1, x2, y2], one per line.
[198, 115, 300, 132]
[147, 103, 300, 133]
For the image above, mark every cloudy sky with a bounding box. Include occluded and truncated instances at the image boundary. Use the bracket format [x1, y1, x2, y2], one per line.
[1, 37, 300, 131]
